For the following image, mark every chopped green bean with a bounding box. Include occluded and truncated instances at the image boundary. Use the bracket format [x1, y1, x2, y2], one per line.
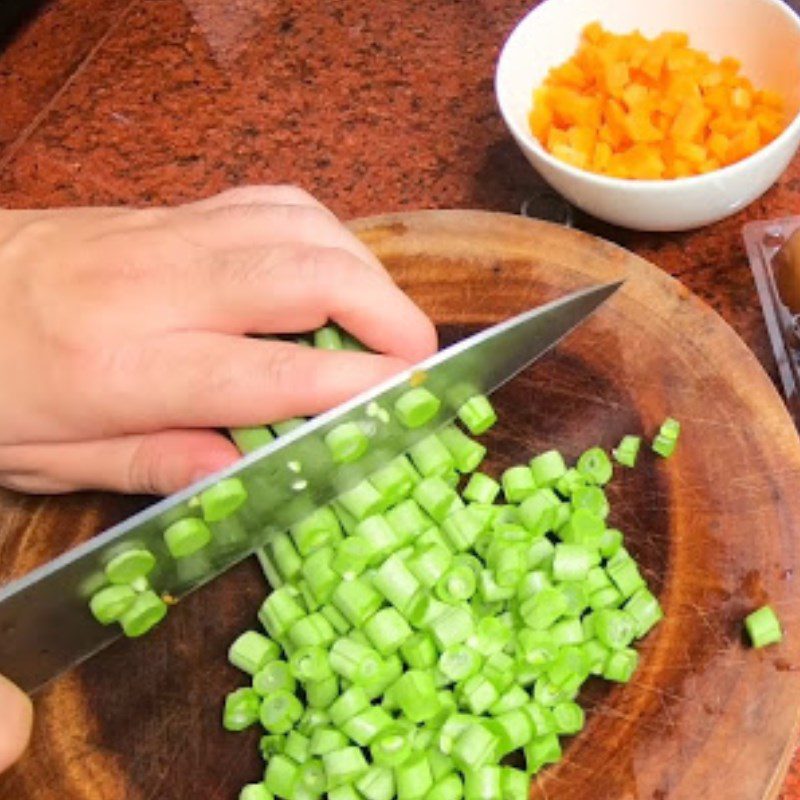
[119, 590, 167, 638]
[395, 387, 442, 429]
[325, 422, 370, 464]
[229, 630, 280, 675]
[89, 585, 137, 625]
[199, 478, 248, 522]
[163, 518, 212, 558]
[530, 449, 568, 487]
[612, 434, 641, 468]
[745, 605, 783, 648]
[223, 687, 261, 731]
[457, 395, 497, 435]
[105, 548, 156, 585]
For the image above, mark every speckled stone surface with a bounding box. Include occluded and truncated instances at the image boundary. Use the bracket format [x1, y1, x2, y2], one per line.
[0, 0, 799, 792]
[0, 0, 134, 154]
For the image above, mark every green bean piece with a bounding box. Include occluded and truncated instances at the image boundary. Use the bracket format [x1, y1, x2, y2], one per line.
[238, 782, 274, 800]
[325, 422, 370, 464]
[323, 746, 370, 789]
[463, 472, 501, 504]
[105, 548, 156, 585]
[314, 325, 344, 350]
[199, 478, 248, 522]
[259, 689, 303, 734]
[163, 517, 212, 559]
[223, 687, 261, 731]
[438, 425, 487, 473]
[230, 426, 275, 454]
[253, 661, 296, 697]
[89, 585, 136, 625]
[228, 630, 280, 675]
[745, 605, 783, 648]
[264, 754, 299, 797]
[119, 590, 167, 637]
[501, 466, 537, 503]
[612, 434, 641, 468]
[395, 387, 442, 429]
[576, 447, 613, 485]
[457, 395, 497, 435]
[529, 449, 568, 487]
[357, 764, 396, 800]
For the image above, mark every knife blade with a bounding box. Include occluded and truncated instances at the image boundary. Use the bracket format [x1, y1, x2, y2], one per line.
[0, 281, 621, 692]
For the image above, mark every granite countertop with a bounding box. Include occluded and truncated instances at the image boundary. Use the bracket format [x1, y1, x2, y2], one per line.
[0, 0, 798, 795]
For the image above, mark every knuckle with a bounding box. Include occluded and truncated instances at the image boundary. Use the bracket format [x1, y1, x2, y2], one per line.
[128, 437, 166, 495]
[0, 447, 64, 494]
[216, 247, 282, 290]
[215, 183, 317, 207]
[214, 185, 276, 205]
[258, 343, 298, 392]
[294, 246, 370, 285]
[271, 183, 318, 206]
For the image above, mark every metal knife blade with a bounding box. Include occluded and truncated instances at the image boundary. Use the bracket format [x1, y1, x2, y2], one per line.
[0, 281, 621, 692]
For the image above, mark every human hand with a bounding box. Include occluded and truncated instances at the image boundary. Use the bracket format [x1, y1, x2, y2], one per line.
[0, 674, 32, 773]
[0, 186, 436, 494]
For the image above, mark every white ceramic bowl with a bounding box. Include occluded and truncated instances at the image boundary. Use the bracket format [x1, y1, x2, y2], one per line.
[495, 0, 800, 231]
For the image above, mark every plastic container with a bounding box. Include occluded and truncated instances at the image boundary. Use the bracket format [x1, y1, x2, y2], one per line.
[743, 216, 800, 420]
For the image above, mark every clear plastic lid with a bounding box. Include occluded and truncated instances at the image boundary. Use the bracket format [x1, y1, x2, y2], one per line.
[742, 216, 800, 421]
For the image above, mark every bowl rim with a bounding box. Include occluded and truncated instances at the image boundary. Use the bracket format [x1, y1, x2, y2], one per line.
[494, 0, 800, 191]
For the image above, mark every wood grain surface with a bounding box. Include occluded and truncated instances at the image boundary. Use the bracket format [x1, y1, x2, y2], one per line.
[1, 210, 800, 800]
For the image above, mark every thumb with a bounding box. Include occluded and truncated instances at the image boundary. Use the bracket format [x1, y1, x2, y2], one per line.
[0, 431, 240, 495]
[0, 674, 32, 773]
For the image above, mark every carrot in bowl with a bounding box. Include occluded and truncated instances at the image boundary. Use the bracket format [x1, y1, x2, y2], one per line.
[529, 22, 787, 180]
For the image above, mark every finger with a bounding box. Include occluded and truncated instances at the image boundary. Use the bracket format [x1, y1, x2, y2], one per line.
[106, 336, 412, 432]
[0, 674, 32, 773]
[173, 201, 388, 275]
[184, 184, 325, 212]
[0, 430, 240, 495]
[178, 244, 437, 360]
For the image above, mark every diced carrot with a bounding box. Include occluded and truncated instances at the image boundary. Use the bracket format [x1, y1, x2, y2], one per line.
[626, 109, 664, 143]
[584, 21, 604, 44]
[551, 143, 589, 169]
[549, 87, 601, 127]
[732, 87, 752, 110]
[674, 140, 707, 165]
[720, 56, 742, 74]
[621, 83, 649, 111]
[670, 102, 710, 142]
[603, 62, 630, 96]
[727, 121, 760, 162]
[676, 160, 694, 178]
[604, 98, 630, 145]
[706, 132, 730, 161]
[640, 34, 670, 80]
[758, 89, 785, 110]
[567, 125, 597, 156]
[599, 123, 623, 150]
[701, 85, 730, 113]
[618, 144, 665, 179]
[547, 127, 570, 151]
[699, 69, 724, 88]
[592, 141, 613, 171]
[755, 110, 786, 140]
[529, 96, 553, 141]
[549, 61, 588, 89]
[529, 23, 787, 179]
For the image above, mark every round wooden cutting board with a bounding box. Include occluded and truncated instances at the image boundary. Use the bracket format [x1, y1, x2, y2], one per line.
[1, 210, 800, 800]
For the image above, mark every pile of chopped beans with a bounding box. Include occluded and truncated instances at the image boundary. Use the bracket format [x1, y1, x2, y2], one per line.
[222, 327, 678, 800]
[84, 322, 783, 800]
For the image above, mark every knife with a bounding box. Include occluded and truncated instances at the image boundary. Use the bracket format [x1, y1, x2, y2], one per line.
[0, 281, 621, 692]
